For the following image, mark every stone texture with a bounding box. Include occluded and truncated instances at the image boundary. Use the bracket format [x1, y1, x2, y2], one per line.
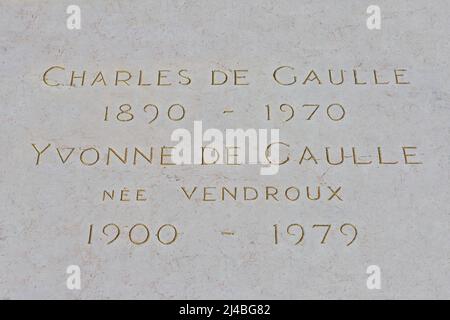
[0, 0, 449, 299]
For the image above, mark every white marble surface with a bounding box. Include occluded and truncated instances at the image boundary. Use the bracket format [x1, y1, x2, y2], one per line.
[0, 0, 449, 299]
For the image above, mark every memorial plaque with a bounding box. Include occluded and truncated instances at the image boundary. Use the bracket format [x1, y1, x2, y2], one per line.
[0, 0, 449, 300]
